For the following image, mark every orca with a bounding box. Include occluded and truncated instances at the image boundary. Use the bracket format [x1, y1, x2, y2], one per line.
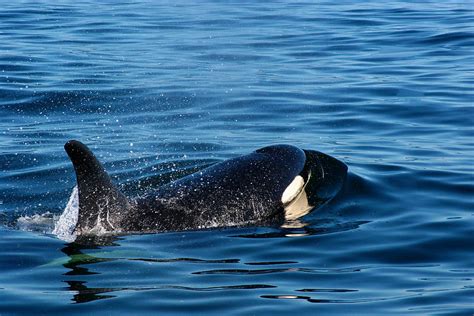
[63, 140, 347, 237]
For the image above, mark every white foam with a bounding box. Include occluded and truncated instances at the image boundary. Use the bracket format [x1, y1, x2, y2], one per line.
[16, 212, 55, 233]
[52, 186, 79, 242]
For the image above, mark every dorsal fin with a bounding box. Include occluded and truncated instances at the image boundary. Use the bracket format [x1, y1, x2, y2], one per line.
[64, 140, 130, 235]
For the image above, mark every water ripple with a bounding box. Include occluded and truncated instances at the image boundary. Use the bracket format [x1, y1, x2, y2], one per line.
[0, 1, 473, 315]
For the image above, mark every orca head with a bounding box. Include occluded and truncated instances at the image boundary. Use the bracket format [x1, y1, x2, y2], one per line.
[281, 149, 347, 220]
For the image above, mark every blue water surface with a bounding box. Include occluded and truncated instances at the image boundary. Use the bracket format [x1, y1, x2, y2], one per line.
[1, 0, 473, 315]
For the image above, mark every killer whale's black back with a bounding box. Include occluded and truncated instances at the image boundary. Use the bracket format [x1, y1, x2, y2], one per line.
[64, 140, 347, 236]
[122, 145, 307, 232]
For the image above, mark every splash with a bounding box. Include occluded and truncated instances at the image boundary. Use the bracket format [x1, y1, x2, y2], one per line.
[16, 212, 55, 233]
[52, 186, 79, 242]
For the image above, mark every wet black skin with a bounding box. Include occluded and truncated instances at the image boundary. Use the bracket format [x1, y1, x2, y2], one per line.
[64, 140, 347, 236]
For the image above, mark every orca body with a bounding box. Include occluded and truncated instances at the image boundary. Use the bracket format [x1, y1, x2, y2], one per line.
[64, 140, 347, 237]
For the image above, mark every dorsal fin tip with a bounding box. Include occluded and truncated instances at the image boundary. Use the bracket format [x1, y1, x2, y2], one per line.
[64, 139, 87, 157]
[64, 140, 129, 235]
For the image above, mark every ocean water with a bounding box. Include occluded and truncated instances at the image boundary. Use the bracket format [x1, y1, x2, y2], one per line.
[1, 0, 473, 314]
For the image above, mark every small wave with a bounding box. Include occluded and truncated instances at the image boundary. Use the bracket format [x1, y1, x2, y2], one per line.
[419, 31, 474, 45]
[15, 212, 55, 234]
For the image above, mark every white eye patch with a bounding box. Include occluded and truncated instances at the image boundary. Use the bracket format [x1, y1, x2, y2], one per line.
[281, 175, 305, 206]
[281, 175, 312, 221]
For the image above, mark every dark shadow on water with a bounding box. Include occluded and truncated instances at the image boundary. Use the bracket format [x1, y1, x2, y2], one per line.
[128, 257, 240, 264]
[64, 280, 117, 303]
[61, 237, 120, 276]
[60, 235, 274, 304]
[297, 288, 358, 293]
[61, 236, 122, 303]
[65, 279, 277, 304]
[192, 266, 365, 276]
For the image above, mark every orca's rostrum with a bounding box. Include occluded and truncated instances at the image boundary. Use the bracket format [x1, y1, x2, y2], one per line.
[64, 140, 347, 237]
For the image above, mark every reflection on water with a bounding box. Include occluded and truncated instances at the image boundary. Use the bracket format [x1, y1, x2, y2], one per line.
[61, 239, 119, 276]
[128, 257, 240, 264]
[60, 236, 277, 304]
[65, 280, 117, 304]
[61, 239, 120, 303]
[58, 218, 369, 304]
[260, 293, 420, 304]
[234, 220, 370, 238]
